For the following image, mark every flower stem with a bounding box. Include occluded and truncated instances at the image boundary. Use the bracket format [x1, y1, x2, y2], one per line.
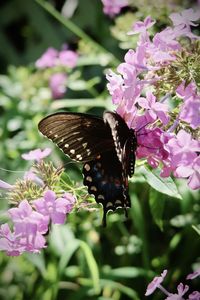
[35, 0, 120, 67]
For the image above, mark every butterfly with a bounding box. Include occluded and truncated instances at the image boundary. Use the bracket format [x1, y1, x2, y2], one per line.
[38, 111, 137, 226]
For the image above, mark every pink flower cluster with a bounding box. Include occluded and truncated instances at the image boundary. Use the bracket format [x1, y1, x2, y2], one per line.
[36, 47, 78, 69]
[106, 9, 200, 190]
[101, 0, 128, 17]
[35, 46, 78, 99]
[0, 191, 75, 256]
[145, 268, 200, 299]
[0, 148, 76, 256]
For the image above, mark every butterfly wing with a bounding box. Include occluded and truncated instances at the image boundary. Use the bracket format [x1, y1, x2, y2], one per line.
[83, 150, 130, 226]
[38, 112, 114, 163]
[103, 111, 137, 177]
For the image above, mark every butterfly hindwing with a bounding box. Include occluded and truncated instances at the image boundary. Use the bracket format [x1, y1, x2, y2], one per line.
[38, 112, 114, 163]
[83, 150, 131, 226]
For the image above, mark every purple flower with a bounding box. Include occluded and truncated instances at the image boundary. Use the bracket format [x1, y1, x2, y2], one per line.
[0, 224, 25, 256]
[0, 179, 13, 190]
[128, 16, 155, 35]
[187, 268, 200, 280]
[189, 291, 200, 299]
[106, 70, 124, 104]
[175, 156, 200, 190]
[176, 82, 197, 99]
[8, 200, 49, 234]
[165, 130, 199, 168]
[35, 47, 58, 69]
[101, 0, 128, 17]
[49, 73, 67, 99]
[169, 9, 200, 29]
[33, 190, 75, 225]
[165, 283, 189, 300]
[59, 50, 78, 68]
[179, 95, 200, 130]
[138, 91, 169, 125]
[145, 269, 168, 296]
[153, 27, 181, 51]
[21, 148, 51, 162]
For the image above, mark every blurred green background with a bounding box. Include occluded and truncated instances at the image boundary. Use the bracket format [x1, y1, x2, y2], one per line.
[0, 0, 199, 299]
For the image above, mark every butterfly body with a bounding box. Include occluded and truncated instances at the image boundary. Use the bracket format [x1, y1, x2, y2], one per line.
[38, 111, 137, 225]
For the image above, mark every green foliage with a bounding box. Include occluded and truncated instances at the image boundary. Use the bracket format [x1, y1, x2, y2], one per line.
[0, 1, 199, 299]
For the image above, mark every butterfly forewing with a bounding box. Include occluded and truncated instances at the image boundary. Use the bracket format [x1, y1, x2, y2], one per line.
[38, 112, 114, 163]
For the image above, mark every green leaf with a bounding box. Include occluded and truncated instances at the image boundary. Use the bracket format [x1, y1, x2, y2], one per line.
[79, 240, 100, 294]
[149, 189, 165, 230]
[139, 166, 182, 199]
[103, 266, 153, 279]
[192, 225, 200, 235]
[100, 279, 139, 299]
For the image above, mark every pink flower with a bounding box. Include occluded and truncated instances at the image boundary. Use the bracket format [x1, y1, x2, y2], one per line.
[137, 128, 169, 168]
[21, 148, 52, 162]
[33, 190, 75, 225]
[189, 291, 200, 299]
[35, 47, 58, 69]
[187, 268, 200, 280]
[179, 95, 200, 130]
[165, 130, 199, 168]
[145, 269, 168, 296]
[59, 50, 78, 68]
[175, 155, 200, 190]
[0, 224, 25, 256]
[169, 9, 200, 29]
[165, 283, 189, 300]
[0, 179, 13, 190]
[101, 0, 128, 17]
[137, 91, 169, 125]
[106, 70, 124, 104]
[153, 27, 181, 51]
[128, 16, 155, 35]
[176, 82, 197, 99]
[9, 200, 49, 234]
[49, 73, 67, 99]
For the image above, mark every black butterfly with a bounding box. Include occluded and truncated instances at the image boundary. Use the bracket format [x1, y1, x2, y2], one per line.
[38, 111, 137, 226]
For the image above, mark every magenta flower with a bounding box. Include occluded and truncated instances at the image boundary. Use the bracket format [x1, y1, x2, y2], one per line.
[187, 268, 200, 280]
[145, 269, 168, 296]
[189, 291, 200, 299]
[35, 47, 58, 69]
[101, 0, 128, 17]
[0, 179, 13, 190]
[49, 73, 67, 99]
[59, 50, 78, 68]
[137, 91, 169, 125]
[21, 148, 52, 162]
[169, 9, 200, 29]
[33, 190, 75, 225]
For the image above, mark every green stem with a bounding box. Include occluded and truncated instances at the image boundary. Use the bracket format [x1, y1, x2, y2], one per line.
[35, 0, 120, 66]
